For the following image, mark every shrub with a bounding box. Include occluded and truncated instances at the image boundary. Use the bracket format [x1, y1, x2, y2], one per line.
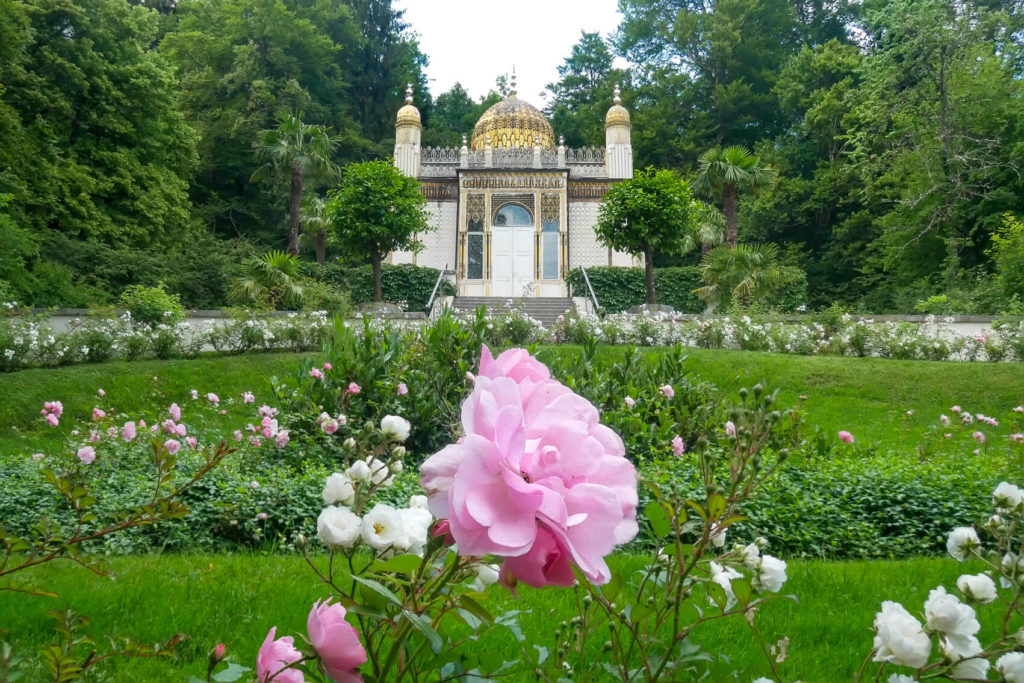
[309, 262, 453, 312]
[118, 284, 185, 327]
[567, 266, 704, 313]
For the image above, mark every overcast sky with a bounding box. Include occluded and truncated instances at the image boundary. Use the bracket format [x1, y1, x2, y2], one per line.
[395, 0, 626, 107]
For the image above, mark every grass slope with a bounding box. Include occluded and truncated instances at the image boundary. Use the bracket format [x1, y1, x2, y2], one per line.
[0, 554, 1001, 681]
[2, 347, 1023, 455]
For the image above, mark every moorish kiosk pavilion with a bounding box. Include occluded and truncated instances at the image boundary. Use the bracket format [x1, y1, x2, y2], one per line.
[390, 73, 636, 300]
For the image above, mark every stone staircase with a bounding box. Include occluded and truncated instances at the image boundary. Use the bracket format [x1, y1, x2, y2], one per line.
[450, 297, 575, 328]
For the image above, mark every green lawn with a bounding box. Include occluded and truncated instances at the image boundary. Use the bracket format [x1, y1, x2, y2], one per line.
[3, 346, 1023, 457]
[0, 553, 1005, 681]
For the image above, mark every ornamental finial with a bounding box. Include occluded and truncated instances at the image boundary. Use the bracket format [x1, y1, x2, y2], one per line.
[405, 83, 414, 104]
[559, 135, 565, 147]
[461, 134, 468, 147]
[613, 83, 621, 105]
[509, 65, 517, 98]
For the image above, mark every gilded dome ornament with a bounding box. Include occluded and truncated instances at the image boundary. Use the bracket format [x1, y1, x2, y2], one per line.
[396, 83, 421, 128]
[471, 68, 555, 150]
[605, 84, 631, 129]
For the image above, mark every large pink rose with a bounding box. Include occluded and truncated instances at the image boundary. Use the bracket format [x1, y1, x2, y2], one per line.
[256, 627, 305, 682]
[307, 599, 366, 683]
[421, 347, 638, 587]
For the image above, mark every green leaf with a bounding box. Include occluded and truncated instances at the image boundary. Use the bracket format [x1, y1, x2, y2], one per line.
[212, 662, 253, 682]
[707, 493, 727, 519]
[401, 609, 442, 654]
[351, 575, 404, 608]
[644, 500, 671, 537]
[706, 581, 727, 610]
[731, 578, 752, 606]
[601, 572, 623, 604]
[371, 554, 422, 576]
[458, 595, 493, 625]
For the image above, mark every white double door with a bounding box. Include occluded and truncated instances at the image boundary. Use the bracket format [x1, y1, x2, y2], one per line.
[491, 227, 534, 297]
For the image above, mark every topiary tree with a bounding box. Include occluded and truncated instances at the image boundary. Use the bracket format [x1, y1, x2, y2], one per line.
[325, 160, 429, 303]
[595, 168, 694, 305]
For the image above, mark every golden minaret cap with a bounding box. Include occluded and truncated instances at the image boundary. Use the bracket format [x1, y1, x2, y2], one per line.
[471, 67, 555, 149]
[605, 83, 631, 129]
[396, 82, 421, 127]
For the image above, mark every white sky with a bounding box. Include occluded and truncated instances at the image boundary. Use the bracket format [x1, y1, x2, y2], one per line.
[395, 0, 626, 106]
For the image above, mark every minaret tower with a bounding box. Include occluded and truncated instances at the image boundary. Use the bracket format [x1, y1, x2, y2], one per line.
[394, 83, 421, 177]
[605, 84, 633, 179]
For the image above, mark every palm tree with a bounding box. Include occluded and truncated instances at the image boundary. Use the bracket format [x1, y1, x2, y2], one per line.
[253, 114, 338, 255]
[692, 146, 778, 247]
[695, 243, 796, 309]
[684, 201, 726, 256]
[229, 250, 305, 310]
[300, 194, 331, 265]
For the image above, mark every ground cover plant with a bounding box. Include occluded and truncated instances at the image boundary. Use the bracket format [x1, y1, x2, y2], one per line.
[1, 324, 1022, 680]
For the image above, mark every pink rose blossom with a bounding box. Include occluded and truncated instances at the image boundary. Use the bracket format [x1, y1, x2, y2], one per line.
[323, 362, 332, 371]
[396, 382, 408, 396]
[624, 396, 635, 409]
[31, 453, 44, 461]
[347, 382, 360, 395]
[186, 437, 198, 449]
[138, 419, 146, 427]
[169, 403, 181, 421]
[161, 419, 176, 435]
[671, 435, 685, 457]
[220, 409, 227, 415]
[972, 431, 986, 443]
[45, 414, 59, 427]
[420, 346, 638, 588]
[97, 388, 105, 397]
[973, 449, 980, 455]
[207, 393, 219, 405]
[944, 433, 953, 439]
[275, 431, 290, 449]
[149, 425, 158, 434]
[71, 429, 79, 436]
[164, 439, 181, 455]
[1010, 433, 1024, 444]
[175, 423, 187, 437]
[251, 480, 260, 488]
[250, 438, 262, 447]
[659, 384, 674, 399]
[214, 643, 226, 661]
[106, 427, 118, 438]
[262, 427, 273, 439]
[940, 414, 951, 426]
[322, 420, 339, 435]
[466, 371, 475, 382]
[1014, 405, 1023, 413]
[88, 430, 101, 443]
[122, 421, 137, 442]
[190, 389, 198, 400]
[309, 368, 324, 380]
[259, 405, 278, 418]
[77, 446, 96, 464]
[256, 627, 304, 683]
[243, 392, 255, 404]
[306, 599, 366, 682]
[725, 421, 737, 438]
[838, 430, 854, 444]
[234, 430, 244, 442]
[951, 405, 962, 413]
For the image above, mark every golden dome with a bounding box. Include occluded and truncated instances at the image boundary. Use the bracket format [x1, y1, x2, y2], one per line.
[471, 94, 555, 150]
[605, 85, 631, 129]
[396, 83, 421, 128]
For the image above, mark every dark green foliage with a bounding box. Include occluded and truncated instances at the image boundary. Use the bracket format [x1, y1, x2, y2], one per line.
[118, 285, 185, 327]
[308, 263, 454, 312]
[567, 266, 704, 313]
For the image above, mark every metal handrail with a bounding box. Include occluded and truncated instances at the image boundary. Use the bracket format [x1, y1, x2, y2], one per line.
[579, 265, 600, 313]
[425, 263, 449, 313]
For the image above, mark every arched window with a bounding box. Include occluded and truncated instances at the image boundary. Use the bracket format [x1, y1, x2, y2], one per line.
[493, 203, 533, 227]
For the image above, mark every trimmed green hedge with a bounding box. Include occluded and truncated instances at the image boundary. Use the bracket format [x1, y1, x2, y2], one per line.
[568, 266, 704, 313]
[567, 266, 808, 313]
[307, 263, 454, 312]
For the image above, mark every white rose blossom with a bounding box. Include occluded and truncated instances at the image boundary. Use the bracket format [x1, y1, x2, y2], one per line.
[471, 564, 500, 592]
[317, 506, 362, 549]
[346, 460, 372, 483]
[409, 494, 429, 510]
[321, 473, 355, 506]
[924, 586, 980, 643]
[709, 561, 742, 605]
[996, 652, 1024, 683]
[739, 543, 761, 569]
[398, 506, 433, 556]
[993, 481, 1024, 510]
[887, 675, 916, 683]
[380, 415, 411, 441]
[1001, 553, 1024, 588]
[753, 555, 787, 593]
[368, 458, 394, 487]
[949, 655, 989, 681]
[873, 601, 931, 669]
[361, 504, 405, 551]
[946, 527, 980, 561]
[956, 573, 997, 604]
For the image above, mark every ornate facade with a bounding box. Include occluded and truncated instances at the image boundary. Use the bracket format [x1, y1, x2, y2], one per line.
[391, 76, 635, 298]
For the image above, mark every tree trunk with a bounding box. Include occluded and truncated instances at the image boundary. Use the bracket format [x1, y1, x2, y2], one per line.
[287, 166, 305, 255]
[316, 229, 326, 265]
[643, 244, 656, 305]
[371, 250, 383, 303]
[723, 184, 739, 247]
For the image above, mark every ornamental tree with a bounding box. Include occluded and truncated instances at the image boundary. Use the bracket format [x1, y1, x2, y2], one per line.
[595, 168, 694, 304]
[326, 161, 429, 302]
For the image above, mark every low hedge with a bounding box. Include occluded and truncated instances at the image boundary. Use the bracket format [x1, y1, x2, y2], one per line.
[568, 267, 704, 313]
[307, 263, 454, 312]
[568, 266, 808, 313]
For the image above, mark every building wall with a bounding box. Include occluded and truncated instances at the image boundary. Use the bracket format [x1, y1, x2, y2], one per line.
[567, 201, 606, 268]
[416, 200, 458, 271]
